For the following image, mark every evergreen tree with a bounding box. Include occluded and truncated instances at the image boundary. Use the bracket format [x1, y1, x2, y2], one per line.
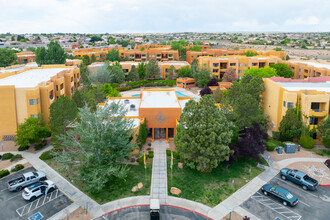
[127, 65, 139, 81]
[279, 108, 303, 141]
[166, 65, 176, 80]
[35, 42, 66, 65]
[193, 66, 211, 87]
[54, 103, 136, 193]
[318, 117, 330, 147]
[106, 49, 121, 62]
[0, 48, 17, 67]
[137, 62, 146, 79]
[110, 66, 125, 83]
[145, 59, 160, 80]
[174, 95, 233, 172]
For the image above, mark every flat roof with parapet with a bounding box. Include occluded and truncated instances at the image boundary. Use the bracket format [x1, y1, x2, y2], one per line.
[277, 81, 330, 93]
[0, 68, 69, 88]
[0, 63, 38, 74]
[289, 61, 330, 70]
[140, 90, 180, 108]
[105, 98, 141, 117]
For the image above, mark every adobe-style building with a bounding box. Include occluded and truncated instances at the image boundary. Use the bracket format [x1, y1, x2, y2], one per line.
[16, 52, 36, 64]
[263, 76, 330, 140]
[73, 47, 124, 61]
[99, 89, 193, 141]
[283, 60, 330, 79]
[88, 61, 190, 79]
[120, 48, 179, 62]
[0, 65, 80, 140]
[176, 78, 196, 89]
[198, 56, 281, 79]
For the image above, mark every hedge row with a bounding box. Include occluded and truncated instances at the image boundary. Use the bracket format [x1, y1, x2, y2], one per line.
[114, 80, 176, 92]
[0, 164, 25, 179]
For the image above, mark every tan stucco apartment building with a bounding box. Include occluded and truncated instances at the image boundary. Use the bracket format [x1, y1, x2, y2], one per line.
[283, 60, 330, 79]
[0, 65, 80, 140]
[263, 76, 330, 139]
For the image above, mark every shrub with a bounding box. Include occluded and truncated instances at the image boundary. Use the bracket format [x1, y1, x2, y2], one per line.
[0, 169, 10, 178]
[18, 145, 29, 151]
[148, 152, 154, 158]
[10, 154, 22, 162]
[11, 164, 24, 172]
[299, 135, 315, 149]
[266, 142, 277, 151]
[1, 153, 14, 160]
[173, 151, 180, 159]
[39, 150, 54, 161]
[166, 150, 171, 157]
[138, 156, 144, 166]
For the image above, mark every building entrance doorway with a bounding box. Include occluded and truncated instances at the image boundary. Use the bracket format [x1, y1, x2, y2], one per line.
[154, 128, 166, 139]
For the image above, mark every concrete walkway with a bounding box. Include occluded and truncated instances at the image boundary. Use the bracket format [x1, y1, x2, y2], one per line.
[150, 141, 169, 204]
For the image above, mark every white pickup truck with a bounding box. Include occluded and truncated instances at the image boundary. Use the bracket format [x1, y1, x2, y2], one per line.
[7, 171, 46, 192]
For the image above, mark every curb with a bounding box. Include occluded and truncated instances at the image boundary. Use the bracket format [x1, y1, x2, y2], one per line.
[319, 184, 330, 187]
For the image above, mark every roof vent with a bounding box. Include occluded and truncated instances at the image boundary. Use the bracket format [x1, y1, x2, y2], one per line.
[124, 99, 130, 104]
[305, 89, 308, 95]
[130, 104, 136, 111]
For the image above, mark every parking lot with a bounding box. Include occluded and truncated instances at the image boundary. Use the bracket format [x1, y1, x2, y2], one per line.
[241, 173, 330, 220]
[0, 166, 72, 220]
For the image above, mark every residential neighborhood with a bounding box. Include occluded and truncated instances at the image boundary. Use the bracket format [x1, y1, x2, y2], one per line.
[0, 1, 329, 220]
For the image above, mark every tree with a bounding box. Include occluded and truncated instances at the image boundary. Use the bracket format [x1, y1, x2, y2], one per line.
[0, 48, 17, 67]
[166, 65, 176, 80]
[207, 78, 218, 87]
[189, 45, 202, 51]
[110, 66, 125, 83]
[49, 96, 78, 138]
[270, 63, 294, 78]
[191, 59, 199, 74]
[193, 66, 211, 87]
[106, 49, 121, 62]
[137, 62, 146, 79]
[227, 74, 266, 129]
[200, 87, 212, 96]
[53, 103, 136, 193]
[145, 59, 160, 80]
[136, 119, 147, 147]
[26, 47, 36, 52]
[91, 54, 96, 63]
[235, 123, 268, 161]
[174, 95, 233, 172]
[244, 67, 278, 78]
[15, 116, 50, 148]
[90, 36, 102, 42]
[223, 67, 238, 82]
[279, 108, 303, 141]
[80, 63, 91, 88]
[317, 117, 330, 147]
[244, 50, 258, 57]
[213, 88, 224, 103]
[81, 85, 107, 111]
[35, 42, 66, 65]
[72, 90, 84, 108]
[177, 65, 192, 78]
[90, 62, 112, 84]
[127, 65, 139, 82]
[140, 47, 145, 51]
[103, 83, 121, 97]
[108, 37, 116, 44]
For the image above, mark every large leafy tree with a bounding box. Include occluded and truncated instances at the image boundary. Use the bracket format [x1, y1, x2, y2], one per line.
[145, 59, 160, 80]
[166, 65, 176, 80]
[318, 117, 330, 147]
[127, 65, 139, 82]
[270, 63, 294, 78]
[244, 67, 278, 78]
[137, 62, 146, 79]
[53, 103, 136, 193]
[193, 66, 211, 87]
[177, 66, 192, 78]
[90, 62, 112, 84]
[106, 49, 121, 62]
[50, 96, 78, 138]
[213, 88, 225, 103]
[227, 74, 266, 129]
[244, 50, 258, 57]
[223, 67, 237, 82]
[15, 116, 50, 148]
[279, 108, 303, 141]
[0, 48, 17, 67]
[103, 83, 121, 97]
[174, 95, 233, 172]
[35, 42, 66, 65]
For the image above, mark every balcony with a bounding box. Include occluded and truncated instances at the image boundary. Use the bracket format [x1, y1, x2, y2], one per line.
[309, 109, 327, 117]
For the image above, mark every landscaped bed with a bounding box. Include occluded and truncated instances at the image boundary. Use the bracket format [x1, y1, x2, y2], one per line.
[167, 157, 264, 207]
[43, 157, 152, 204]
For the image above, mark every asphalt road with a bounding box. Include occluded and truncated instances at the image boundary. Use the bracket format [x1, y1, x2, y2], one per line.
[241, 173, 330, 220]
[0, 166, 72, 220]
[98, 205, 210, 220]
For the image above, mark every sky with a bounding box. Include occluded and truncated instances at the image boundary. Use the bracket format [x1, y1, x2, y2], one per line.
[1, 0, 330, 34]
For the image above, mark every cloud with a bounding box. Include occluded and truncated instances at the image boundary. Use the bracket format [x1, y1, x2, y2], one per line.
[0, 0, 329, 33]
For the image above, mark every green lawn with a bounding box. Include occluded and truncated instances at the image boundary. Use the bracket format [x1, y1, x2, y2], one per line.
[44, 158, 152, 204]
[167, 157, 264, 207]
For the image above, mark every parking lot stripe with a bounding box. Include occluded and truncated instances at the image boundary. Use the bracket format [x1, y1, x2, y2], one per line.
[298, 200, 311, 207]
[0, 188, 7, 192]
[27, 202, 33, 214]
[7, 194, 21, 201]
[275, 177, 318, 198]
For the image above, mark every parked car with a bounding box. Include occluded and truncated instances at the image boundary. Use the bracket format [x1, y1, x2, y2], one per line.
[325, 159, 330, 169]
[22, 180, 56, 201]
[261, 184, 298, 206]
[7, 171, 46, 192]
[280, 168, 318, 191]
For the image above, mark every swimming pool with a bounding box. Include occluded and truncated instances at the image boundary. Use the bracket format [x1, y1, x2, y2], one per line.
[132, 91, 189, 98]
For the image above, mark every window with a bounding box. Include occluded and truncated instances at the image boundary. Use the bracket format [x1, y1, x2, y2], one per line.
[36, 98, 39, 104]
[310, 117, 318, 125]
[71, 77, 73, 82]
[299, 68, 302, 72]
[238, 63, 242, 67]
[60, 84, 64, 90]
[230, 63, 236, 66]
[244, 64, 247, 67]
[296, 176, 301, 180]
[56, 85, 58, 91]
[29, 99, 36, 105]
[287, 102, 294, 108]
[283, 101, 286, 107]
[289, 173, 294, 177]
[168, 128, 174, 138]
[238, 70, 242, 73]
[299, 75, 302, 79]
[30, 114, 37, 118]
